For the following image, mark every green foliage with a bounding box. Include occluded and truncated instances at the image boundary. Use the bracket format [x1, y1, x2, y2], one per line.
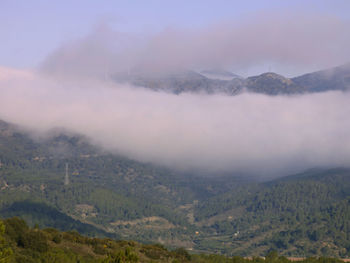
[1, 217, 350, 263]
[0, 220, 13, 262]
[3, 217, 28, 245]
[18, 229, 48, 252]
[105, 247, 139, 263]
[265, 251, 278, 262]
[193, 169, 350, 256]
[172, 247, 191, 261]
[1, 120, 350, 257]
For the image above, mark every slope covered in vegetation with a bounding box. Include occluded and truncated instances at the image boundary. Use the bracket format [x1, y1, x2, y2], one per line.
[0, 217, 348, 263]
[0, 120, 349, 257]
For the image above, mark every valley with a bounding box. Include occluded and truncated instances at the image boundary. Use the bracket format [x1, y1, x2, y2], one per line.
[0, 120, 349, 258]
[2, 2, 350, 262]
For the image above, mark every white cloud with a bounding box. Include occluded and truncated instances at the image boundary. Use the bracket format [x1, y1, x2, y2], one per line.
[1, 67, 349, 176]
[40, 13, 350, 78]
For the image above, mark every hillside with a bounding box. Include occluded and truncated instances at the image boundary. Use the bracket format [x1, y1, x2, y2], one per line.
[113, 70, 244, 95]
[0, 119, 349, 257]
[194, 168, 350, 256]
[2, 217, 349, 263]
[293, 63, 350, 93]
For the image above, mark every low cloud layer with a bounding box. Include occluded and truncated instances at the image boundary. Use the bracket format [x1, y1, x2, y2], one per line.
[40, 13, 350, 78]
[1, 67, 350, 177]
[2, 12, 350, 177]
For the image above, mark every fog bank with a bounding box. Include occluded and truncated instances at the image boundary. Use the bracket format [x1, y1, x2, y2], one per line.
[1, 67, 350, 176]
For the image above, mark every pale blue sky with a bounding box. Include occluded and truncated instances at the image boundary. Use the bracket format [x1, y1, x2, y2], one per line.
[1, 0, 349, 71]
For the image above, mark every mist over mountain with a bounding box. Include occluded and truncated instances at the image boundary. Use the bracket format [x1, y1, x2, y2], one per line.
[28, 13, 350, 177]
[112, 69, 244, 95]
[112, 63, 350, 96]
[0, 119, 349, 256]
[200, 69, 242, 80]
[1, 63, 350, 177]
[1, 14, 350, 176]
[293, 62, 350, 92]
[2, 2, 350, 259]
[40, 12, 350, 80]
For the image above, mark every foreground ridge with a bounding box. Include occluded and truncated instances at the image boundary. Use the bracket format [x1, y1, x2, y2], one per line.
[1, 217, 350, 263]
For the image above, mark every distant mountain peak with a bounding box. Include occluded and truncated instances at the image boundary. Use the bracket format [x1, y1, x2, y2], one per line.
[111, 63, 350, 96]
[292, 62, 350, 92]
[254, 72, 293, 85]
[245, 72, 300, 95]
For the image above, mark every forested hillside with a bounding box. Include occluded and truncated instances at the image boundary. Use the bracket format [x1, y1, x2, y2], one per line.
[0, 120, 349, 257]
[194, 169, 350, 256]
[0, 217, 348, 263]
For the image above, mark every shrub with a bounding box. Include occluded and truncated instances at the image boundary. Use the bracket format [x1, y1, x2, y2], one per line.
[18, 230, 48, 252]
[173, 247, 191, 261]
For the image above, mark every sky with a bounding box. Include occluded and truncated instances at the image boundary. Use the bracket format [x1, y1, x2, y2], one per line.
[1, 1, 350, 177]
[1, 0, 350, 76]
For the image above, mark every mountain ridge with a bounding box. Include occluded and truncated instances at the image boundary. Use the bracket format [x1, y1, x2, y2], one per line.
[112, 63, 350, 95]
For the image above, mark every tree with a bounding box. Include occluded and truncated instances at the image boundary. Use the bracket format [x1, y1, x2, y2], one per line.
[0, 221, 13, 263]
[265, 250, 278, 262]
